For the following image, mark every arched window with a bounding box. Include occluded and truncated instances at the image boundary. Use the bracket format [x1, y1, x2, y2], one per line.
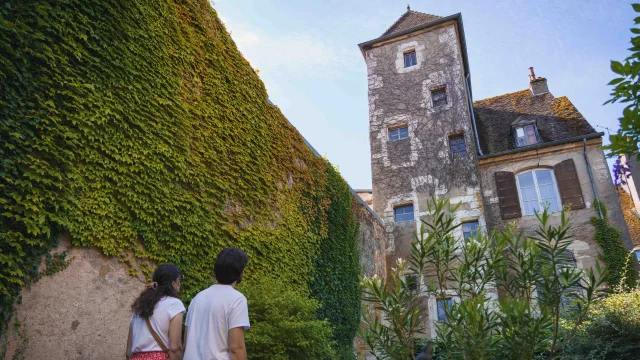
[516, 169, 561, 215]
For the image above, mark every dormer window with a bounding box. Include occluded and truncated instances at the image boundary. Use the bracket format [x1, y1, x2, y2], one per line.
[515, 125, 539, 147]
[404, 50, 417, 68]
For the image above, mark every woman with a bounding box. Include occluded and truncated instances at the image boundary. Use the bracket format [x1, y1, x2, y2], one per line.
[126, 264, 185, 360]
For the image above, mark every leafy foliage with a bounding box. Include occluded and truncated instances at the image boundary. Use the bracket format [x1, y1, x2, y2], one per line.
[557, 289, 640, 360]
[359, 198, 605, 360]
[604, 3, 640, 158]
[309, 166, 361, 358]
[0, 0, 361, 351]
[591, 201, 638, 290]
[240, 278, 338, 360]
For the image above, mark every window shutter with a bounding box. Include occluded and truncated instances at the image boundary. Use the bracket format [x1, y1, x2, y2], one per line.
[553, 159, 585, 210]
[495, 171, 522, 219]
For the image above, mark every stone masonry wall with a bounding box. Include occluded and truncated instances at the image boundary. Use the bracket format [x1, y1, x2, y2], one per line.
[479, 139, 633, 272]
[364, 21, 484, 267]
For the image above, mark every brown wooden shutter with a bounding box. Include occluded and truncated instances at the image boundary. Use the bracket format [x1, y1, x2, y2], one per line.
[495, 171, 522, 219]
[553, 159, 585, 210]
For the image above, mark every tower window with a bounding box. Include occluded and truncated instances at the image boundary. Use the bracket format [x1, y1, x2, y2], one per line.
[432, 87, 447, 107]
[449, 133, 466, 158]
[389, 126, 409, 141]
[404, 50, 417, 68]
[462, 221, 479, 239]
[515, 125, 539, 147]
[394, 204, 414, 222]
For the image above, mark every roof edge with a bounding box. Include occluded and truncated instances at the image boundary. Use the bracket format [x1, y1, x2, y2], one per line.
[478, 132, 604, 160]
[358, 13, 461, 50]
[357, 13, 471, 96]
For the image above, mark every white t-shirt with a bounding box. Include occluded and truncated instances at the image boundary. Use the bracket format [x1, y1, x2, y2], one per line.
[183, 285, 250, 360]
[130, 296, 186, 353]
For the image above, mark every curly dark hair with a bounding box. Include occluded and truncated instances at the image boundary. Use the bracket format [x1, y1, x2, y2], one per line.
[131, 264, 181, 319]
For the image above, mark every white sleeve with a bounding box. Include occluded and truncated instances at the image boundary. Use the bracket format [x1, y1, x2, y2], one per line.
[229, 296, 250, 330]
[168, 299, 186, 319]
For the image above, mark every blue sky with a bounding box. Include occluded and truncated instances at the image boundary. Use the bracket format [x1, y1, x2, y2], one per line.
[213, 0, 635, 189]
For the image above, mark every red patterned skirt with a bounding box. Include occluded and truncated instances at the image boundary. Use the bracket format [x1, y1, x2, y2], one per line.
[132, 351, 168, 360]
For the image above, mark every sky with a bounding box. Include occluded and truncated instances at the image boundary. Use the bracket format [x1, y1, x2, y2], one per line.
[212, 0, 635, 189]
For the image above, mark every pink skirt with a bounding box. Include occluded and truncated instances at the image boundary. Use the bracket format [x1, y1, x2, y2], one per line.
[132, 351, 168, 360]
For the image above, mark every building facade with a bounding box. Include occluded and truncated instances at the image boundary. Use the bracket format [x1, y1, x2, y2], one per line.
[358, 8, 633, 337]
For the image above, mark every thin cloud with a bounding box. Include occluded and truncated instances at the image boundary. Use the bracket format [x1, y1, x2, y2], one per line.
[222, 19, 359, 79]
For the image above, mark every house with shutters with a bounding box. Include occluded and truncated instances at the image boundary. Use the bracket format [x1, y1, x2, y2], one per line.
[357, 7, 633, 337]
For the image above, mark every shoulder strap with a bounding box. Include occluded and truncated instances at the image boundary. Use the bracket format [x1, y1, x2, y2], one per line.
[145, 317, 169, 354]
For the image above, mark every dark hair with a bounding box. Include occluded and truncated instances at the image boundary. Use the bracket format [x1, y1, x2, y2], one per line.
[132, 264, 181, 319]
[214, 248, 249, 285]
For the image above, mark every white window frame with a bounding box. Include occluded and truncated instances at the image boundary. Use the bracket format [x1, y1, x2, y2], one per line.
[394, 203, 415, 222]
[515, 124, 539, 147]
[403, 50, 417, 68]
[388, 126, 409, 141]
[515, 169, 561, 216]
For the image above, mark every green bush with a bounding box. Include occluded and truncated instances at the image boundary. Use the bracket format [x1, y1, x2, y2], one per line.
[240, 278, 337, 360]
[557, 289, 640, 360]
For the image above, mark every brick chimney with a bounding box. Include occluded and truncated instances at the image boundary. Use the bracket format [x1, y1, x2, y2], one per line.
[528, 67, 549, 96]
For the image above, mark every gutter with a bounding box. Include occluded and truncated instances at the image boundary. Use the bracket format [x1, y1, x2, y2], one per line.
[478, 132, 604, 160]
[584, 138, 603, 219]
[466, 73, 483, 156]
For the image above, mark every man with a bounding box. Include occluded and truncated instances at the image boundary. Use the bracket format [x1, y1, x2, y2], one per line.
[183, 248, 250, 360]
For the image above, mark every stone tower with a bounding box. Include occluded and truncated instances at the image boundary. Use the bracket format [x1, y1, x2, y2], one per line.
[358, 10, 486, 274]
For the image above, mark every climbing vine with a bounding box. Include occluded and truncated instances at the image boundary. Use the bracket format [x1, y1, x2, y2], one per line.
[310, 167, 361, 358]
[0, 0, 361, 349]
[591, 201, 638, 289]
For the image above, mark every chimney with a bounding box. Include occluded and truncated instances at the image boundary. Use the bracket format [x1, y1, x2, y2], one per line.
[528, 67, 549, 96]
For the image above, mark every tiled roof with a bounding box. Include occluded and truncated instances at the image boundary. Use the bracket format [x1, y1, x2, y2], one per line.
[381, 10, 441, 37]
[618, 187, 640, 247]
[473, 89, 598, 156]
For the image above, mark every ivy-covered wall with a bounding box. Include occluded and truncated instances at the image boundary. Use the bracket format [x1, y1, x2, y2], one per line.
[0, 0, 375, 355]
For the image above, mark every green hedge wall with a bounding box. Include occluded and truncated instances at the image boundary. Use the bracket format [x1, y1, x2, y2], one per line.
[0, 0, 361, 354]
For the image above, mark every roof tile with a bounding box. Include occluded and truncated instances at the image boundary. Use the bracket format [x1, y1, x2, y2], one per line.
[473, 89, 598, 156]
[382, 10, 441, 37]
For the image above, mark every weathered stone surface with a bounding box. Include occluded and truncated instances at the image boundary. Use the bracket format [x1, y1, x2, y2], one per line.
[5, 235, 145, 360]
[364, 21, 483, 264]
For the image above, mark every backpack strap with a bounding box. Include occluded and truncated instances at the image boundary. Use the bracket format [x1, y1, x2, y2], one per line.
[145, 317, 169, 354]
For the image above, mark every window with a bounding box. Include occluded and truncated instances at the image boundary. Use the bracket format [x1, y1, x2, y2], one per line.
[394, 204, 414, 222]
[389, 126, 409, 141]
[437, 298, 452, 322]
[515, 125, 539, 147]
[516, 169, 561, 216]
[449, 133, 466, 158]
[462, 221, 479, 239]
[431, 87, 447, 107]
[404, 50, 417, 68]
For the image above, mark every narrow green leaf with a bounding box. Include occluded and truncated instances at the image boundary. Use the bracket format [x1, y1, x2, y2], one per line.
[608, 78, 625, 85]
